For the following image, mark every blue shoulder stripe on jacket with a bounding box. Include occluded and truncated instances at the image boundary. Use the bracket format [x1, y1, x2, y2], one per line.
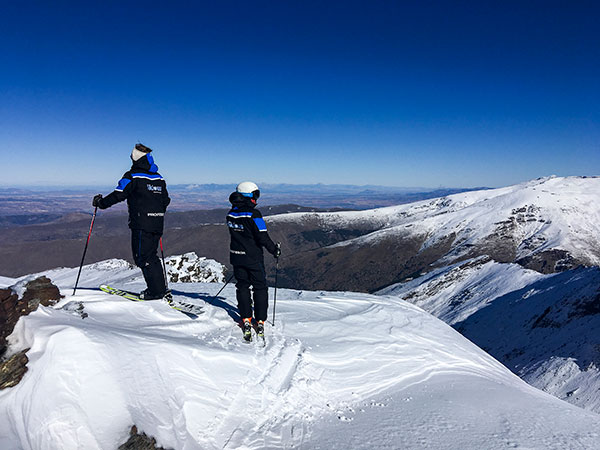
[253, 217, 268, 231]
[115, 178, 131, 192]
[228, 212, 254, 218]
[131, 173, 164, 180]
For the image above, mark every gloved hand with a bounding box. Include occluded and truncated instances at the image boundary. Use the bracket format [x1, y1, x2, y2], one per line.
[92, 194, 103, 208]
[274, 242, 281, 258]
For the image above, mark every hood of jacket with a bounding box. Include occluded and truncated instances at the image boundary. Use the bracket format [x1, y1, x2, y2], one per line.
[130, 153, 159, 173]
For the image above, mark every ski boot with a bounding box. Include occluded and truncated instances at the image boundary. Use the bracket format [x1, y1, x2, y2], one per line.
[256, 320, 266, 345]
[139, 289, 163, 300]
[256, 321, 265, 338]
[242, 318, 253, 342]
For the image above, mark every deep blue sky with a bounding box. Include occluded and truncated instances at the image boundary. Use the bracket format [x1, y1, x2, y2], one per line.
[1, 1, 598, 188]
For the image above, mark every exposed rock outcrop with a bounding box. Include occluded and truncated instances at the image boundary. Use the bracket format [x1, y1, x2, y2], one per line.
[0, 276, 62, 390]
[0, 349, 29, 389]
[165, 252, 225, 283]
[118, 426, 167, 450]
[0, 288, 19, 356]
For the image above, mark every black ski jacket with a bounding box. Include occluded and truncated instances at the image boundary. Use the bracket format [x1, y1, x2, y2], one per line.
[98, 154, 170, 232]
[226, 192, 277, 266]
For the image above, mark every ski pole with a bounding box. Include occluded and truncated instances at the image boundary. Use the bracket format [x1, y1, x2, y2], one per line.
[272, 243, 281, 326]
[212, 273, 235, 303]
[73, 206, 98, 296]
[159, 237, 170, 294]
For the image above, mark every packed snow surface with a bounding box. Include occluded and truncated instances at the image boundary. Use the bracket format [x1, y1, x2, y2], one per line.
[2, 261, 600, 449]
[272, 176, 600, 265]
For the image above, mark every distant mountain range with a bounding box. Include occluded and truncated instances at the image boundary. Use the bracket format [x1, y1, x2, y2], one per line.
[0, 184, 481, 221]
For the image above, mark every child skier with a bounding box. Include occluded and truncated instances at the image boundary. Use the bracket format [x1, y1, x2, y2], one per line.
[226, 181, 281, 341]
[93, 143, 171, 300]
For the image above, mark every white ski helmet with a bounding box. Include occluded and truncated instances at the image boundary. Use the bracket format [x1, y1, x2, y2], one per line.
[236, 181, 260, 200]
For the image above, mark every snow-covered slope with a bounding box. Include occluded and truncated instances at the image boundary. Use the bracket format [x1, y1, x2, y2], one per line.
[377, 257, 545, 324]
[378, 258, 600, 413]
[273, 176, 600, 273]
[2, 261, 600, 449]
[454, 266, 600, 414]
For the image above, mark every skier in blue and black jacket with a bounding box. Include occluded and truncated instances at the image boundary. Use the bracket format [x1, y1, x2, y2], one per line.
[227, 181, 280, 340]
[93, 143, 170, 299]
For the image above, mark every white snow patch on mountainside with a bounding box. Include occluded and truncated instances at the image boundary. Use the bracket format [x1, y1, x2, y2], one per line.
[272, 176, 600, 265]
[378, 257, 545, 324]
[2, 261, 600, 449]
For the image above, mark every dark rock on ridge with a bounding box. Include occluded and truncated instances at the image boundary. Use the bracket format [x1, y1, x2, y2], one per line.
[0, 276, 62, 390]
[119, 426, 168, 450]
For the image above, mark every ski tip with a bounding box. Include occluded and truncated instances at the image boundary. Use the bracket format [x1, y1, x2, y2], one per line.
[181, 311, 201, 319]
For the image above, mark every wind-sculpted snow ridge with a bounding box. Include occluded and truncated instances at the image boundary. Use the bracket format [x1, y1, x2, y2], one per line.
[272, 176, 600, 270]
[1, 263, 600, 449]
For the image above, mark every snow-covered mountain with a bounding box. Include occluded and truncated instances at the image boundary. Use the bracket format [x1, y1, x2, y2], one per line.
[272, 176, 600, 292]
[3, 261, 600, 449]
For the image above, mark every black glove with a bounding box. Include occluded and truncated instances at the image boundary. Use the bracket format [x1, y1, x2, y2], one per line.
[274, 242, 281, 258]
[92, 194, 103, 208]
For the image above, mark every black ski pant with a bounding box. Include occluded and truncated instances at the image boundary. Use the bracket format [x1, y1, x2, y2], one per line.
[131, 229, 166, 297]
[234, 261, 268, 322]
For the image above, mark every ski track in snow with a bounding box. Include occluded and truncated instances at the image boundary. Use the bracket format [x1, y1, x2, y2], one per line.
[2, 262, 600, 449]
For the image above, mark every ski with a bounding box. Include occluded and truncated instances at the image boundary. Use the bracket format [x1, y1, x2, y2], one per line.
[99, 284, 203, 318]
[164, 293, 205, 317]
[100, 284, 141, 301]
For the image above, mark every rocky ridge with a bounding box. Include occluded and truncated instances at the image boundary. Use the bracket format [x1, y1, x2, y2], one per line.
[0, 277, 62, 389]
